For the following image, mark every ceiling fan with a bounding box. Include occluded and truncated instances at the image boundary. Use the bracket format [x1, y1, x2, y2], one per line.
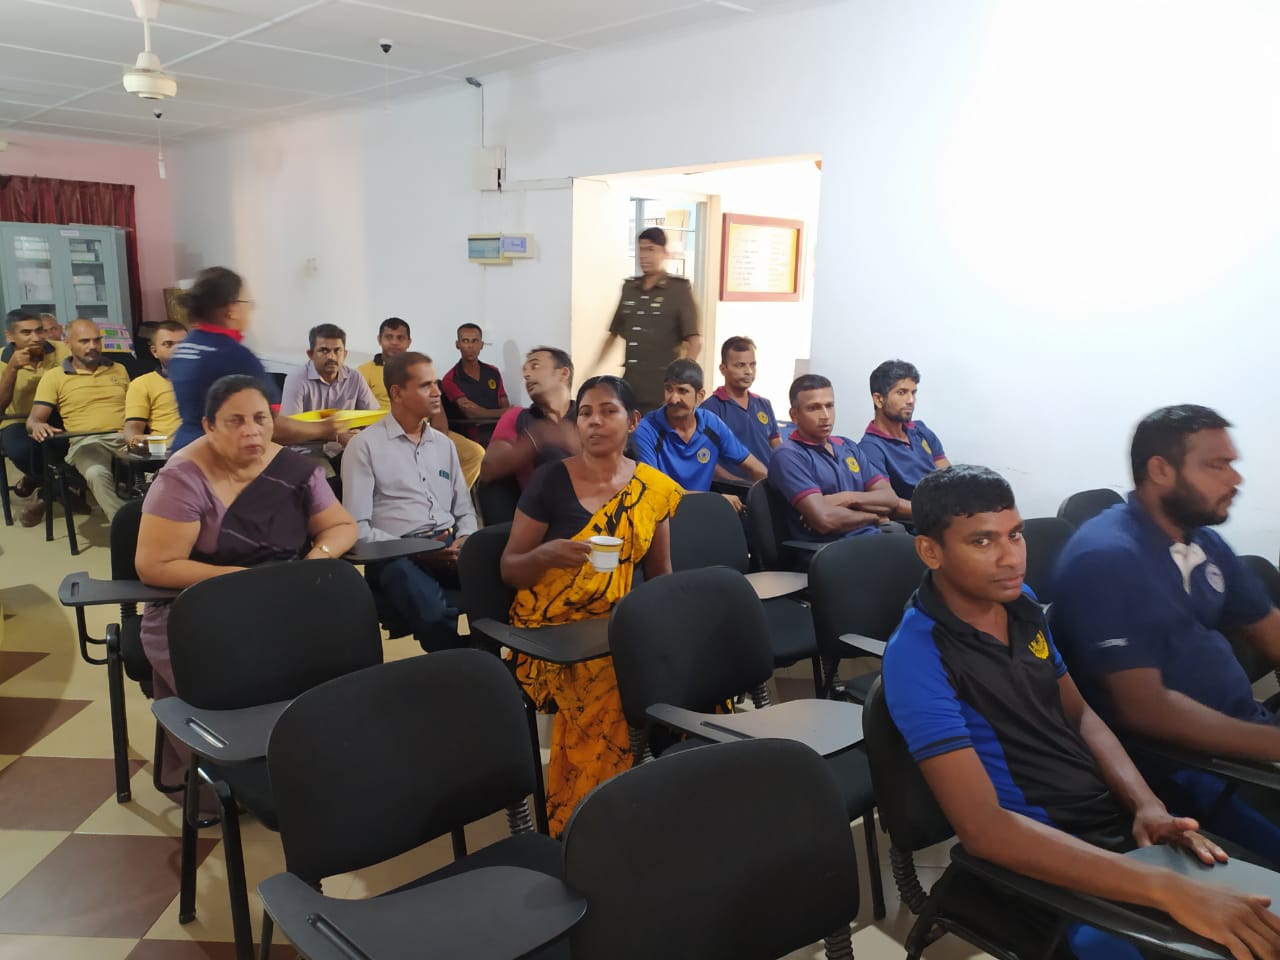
[123, 0, 178, 100]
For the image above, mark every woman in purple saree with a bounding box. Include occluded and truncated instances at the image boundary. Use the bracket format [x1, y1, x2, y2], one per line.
[135, 375, 357, 784]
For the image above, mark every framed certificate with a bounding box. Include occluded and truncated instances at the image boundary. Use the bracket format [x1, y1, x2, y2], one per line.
[719, 214, 803, 302]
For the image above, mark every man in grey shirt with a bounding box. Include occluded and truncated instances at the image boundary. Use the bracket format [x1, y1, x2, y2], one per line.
[341, 350, 477, 652]
[281, 322, 380, 416]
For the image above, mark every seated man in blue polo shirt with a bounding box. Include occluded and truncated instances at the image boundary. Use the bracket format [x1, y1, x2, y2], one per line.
[767, 374, 896, 541]
[859, 360, 950, 520]
[1051, 404, 1280, 864]
[632, 359, 766, 510]
[886, 465, 1278, 960]
[698, 336, 781, 481]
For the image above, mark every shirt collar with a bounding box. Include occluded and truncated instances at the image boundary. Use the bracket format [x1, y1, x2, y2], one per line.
[61, 355, 114, 374]
[864, 420, 916, 442]
[194, 322, 244, 343]
[383, 412, 433, 442]
[1123, 492, 1213, 555]
[914, 571, 1045, 641]
[528, 399, 575, 421]
[710, 386, 759, 404]
[789, 432, 845, 449]
[306, 362, 350, 383]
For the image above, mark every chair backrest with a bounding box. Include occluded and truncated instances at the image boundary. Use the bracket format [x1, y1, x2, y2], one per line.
[862, 676, 955, 853]
[562, 738, 859, 960]
[268, 650, 535, 885]
[167, 558, 382, 710]
[1232, 556, 1280, 683]
[1056, 488, 1124, 528]
[476, 476, 521, 526]
[110, 497, 144, 582]
[809, 533, 924, 661]
[1020, 516, 1074, 604]
[610, 567, 774, 729]
[669, 491, 749, 573]
[456, 522, 515, 624]
[745, 479, 790, 571]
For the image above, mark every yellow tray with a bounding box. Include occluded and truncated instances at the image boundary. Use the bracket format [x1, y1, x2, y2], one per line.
[286, 408, 388, 429]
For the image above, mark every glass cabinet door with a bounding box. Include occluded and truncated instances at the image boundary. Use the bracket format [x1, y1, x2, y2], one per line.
[10, 231, 58, 316]
[66, 235, 109, 322]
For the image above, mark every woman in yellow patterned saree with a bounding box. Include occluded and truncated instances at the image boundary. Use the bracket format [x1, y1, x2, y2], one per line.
[501, 375, 682, 835]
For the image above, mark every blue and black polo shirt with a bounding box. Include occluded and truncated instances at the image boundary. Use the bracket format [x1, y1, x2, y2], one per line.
[884, 574, 1131, 849]
[767, 433, 887, 542]
[631, 406, 750, 491]
[1050, 495, 1274, 728]
[859, 420, 947, 501]
[698, 387, 779, 479]
[168, 323, 280, 452]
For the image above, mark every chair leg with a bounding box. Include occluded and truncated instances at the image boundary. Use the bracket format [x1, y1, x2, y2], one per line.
[179, 756, 201, 924]
[505, 799, 535, 835]
[61, 471, 78, 556]
[811, 655, 824, 697]
[891, 845, 929, 914]
[904, 864, 954, 960]
[43, 470, 54, 543]
[863, 811, 886, 920]
[259, 910, 274, 960]
[820, 656, 840, 699]
[213, 780, 255, 960]
[153, 721, 184, 795]
[451, 827, 468, 860]
[823, 925, 854, 960]
[0, 453, 12, 526]
[523, 695, 550, 835]
[105, 642, 132, 803]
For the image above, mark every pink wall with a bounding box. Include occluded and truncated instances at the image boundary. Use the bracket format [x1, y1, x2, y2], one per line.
[0, 134, 176, 325]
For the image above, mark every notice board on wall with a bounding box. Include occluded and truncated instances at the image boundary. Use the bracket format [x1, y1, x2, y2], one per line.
[719, 213, 803, 302]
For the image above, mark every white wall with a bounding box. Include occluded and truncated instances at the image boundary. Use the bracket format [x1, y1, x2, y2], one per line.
[171, 0, 1280, 555]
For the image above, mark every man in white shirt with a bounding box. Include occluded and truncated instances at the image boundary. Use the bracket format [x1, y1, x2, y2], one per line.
[341, 351, 477, 651]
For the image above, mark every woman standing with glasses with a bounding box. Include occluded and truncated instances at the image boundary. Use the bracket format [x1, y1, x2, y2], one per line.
[167, 266, 338, 452]
[500, 374, 683, 835]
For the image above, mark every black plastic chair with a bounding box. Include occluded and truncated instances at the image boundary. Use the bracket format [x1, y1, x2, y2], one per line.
[563, 739, 861, 960]
[609, 566, 886, 920]
[671, 492, 821, 691]
[862, 676, 1239, 960]
[1021, 516, 1075, 605]
[57, 498, 180, 803]
[476, 475, 521, 526]
[0, 412, 26, 525]
[809, 532, 925, 702]
[261, 651, 581, 959]
[1057, 488, 1124, 528]
[152, 559, 383, 960]
[746, 479, 826, 572]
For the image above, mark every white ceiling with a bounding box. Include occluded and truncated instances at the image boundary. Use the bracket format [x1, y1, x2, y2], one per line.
[0, 0, 800, 145]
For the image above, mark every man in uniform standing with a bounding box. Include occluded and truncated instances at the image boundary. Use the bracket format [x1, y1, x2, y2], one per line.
[595, 227, 700, 412]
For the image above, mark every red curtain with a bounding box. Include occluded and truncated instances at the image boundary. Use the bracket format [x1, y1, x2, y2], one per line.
[0, 175, 143, 332]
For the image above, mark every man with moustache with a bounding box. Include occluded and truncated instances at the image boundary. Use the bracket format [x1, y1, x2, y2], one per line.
[281, 323, 379, 420]
[632, 358, 765, 510]
[480, 346, 580, 490]
[859, 359, 951, 521]
[2, 309, 68, 524]
[698, 335, 781, 482]
[342, 351, 477, 653]
[1052, 405, 1280, 863]
[26, 318, 131, 521]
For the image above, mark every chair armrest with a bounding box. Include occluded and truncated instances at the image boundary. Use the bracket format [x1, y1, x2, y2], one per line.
[647, 699, 864, 757]
[744, 570, 808, 600]
[344, 538, 444, 565]
[950, 847, 1228, 960]
[838, 633, 887, 659]
[151, 697, 291, 765]
[783, 540, 825, 553]
[59, 572, 179, 608]
[471, 617, 610, 665]
[1124, 738, 1280, 793]
[258, 866, 586, 960]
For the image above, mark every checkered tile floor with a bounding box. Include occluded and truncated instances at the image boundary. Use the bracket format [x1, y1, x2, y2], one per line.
[0, 495, 987, 959]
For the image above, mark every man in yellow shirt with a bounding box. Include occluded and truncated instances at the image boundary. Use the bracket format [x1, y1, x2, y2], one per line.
[123, 321, 186, 453]
[27, 318, 131, 522]
[2, 309, 70, 524]
[357, 316, 484, 488]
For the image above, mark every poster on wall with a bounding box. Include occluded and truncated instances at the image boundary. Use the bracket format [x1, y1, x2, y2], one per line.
[719, 213, 803, 302]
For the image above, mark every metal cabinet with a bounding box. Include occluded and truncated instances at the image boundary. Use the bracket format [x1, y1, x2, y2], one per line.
[0, 222, 133, 351]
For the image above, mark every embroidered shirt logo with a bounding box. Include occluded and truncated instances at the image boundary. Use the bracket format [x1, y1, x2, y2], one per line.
[438, 469, 450, 480]
[922, 439, 933, 454]
[696, 448, 711, 464]
[845, 456, 860, 473]
[1028, 631, 1050, 660]
[757, 410, 769, 424]
[487, 378, 497, 390]
[1205, 562, 1226, 594]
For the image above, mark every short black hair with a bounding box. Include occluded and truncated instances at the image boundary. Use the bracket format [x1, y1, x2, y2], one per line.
[913, 465, 1017, 543]
[378, 317, 410, 338]
[869, 360, 920, 398]
[720, 336, 757, 364]
[203, 374, 271, 422]
[528, 345, 573, 385]
[384, 350, 433, 396]
[638, 227, 667, 247]
[6, 309, 39, 333]
[308, 324, 346, 350]
[179, 267, 243, 322]
[154, 319, 188, 335]
[663, 358, 703, 391]
[789, 374, 832, 408]
[576, 375, 639, 414]
[457, 323, 482, 338]
[1130, 405, 1232, 485]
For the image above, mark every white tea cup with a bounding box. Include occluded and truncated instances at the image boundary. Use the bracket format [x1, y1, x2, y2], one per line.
[588, 535, 623, 572]
[147, 435, 168, 456]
